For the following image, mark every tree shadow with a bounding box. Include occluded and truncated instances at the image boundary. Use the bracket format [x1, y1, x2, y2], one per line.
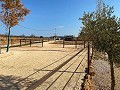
[0, 75, 36, 90]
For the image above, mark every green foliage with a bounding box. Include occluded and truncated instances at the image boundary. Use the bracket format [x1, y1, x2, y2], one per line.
[80, 1, 120, 89]
[80, 3, 120, 64]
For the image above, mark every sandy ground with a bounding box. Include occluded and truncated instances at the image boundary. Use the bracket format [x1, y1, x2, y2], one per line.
[0, 41, 87, 90]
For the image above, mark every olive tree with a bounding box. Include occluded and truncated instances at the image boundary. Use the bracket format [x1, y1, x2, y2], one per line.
[80, 2, 120, 90]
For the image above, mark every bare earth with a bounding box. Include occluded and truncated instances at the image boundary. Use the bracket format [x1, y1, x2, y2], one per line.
[0, 41, 87, 90]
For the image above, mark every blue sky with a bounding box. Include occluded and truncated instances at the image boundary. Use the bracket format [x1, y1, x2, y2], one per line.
[0, 0, 120, 37]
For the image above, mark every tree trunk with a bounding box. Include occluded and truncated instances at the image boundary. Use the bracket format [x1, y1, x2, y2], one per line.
[108, 53, 115, 90]
[88, 42, 90, 74]
[6, 27, 11, 52]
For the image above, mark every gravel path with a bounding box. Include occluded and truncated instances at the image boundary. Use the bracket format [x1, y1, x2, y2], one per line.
[114, 67, 120, 90]
[92, 59, 120, 90]
[92, 59, 111, 90]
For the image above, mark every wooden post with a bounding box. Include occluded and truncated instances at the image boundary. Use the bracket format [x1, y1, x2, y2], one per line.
[88, 42, 90, 74]
[75, 38, 77, 48]
[42, 39, 43, 47]
[90, 44, 94, 62]
[25, 39, 26, 44]
[30, 39, 31, 47]
[48, 38, 49, 42]
[2, 36, 4, 47]
[63, 39, 64, 48]
[20, 39, 21, 46]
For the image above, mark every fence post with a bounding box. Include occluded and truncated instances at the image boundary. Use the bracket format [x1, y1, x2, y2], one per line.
[42, 39, 43, 47]
[75, 38, 77, 48]
[20, 39, 21, 46]
[30, 39, 31, 47]
[25, 39, 26, 44]
[90, 44, 94, 62]
[48, 38, 49, 42]
[88, 42, 90, 74]
[63, 39, 64, 48]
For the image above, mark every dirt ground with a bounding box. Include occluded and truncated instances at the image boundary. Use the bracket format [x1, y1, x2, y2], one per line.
[0, 41, 86, 90]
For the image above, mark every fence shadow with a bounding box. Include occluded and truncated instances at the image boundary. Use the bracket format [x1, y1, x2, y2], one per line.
[0, 75, 36, 90]
[11, 49, 66, 52]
